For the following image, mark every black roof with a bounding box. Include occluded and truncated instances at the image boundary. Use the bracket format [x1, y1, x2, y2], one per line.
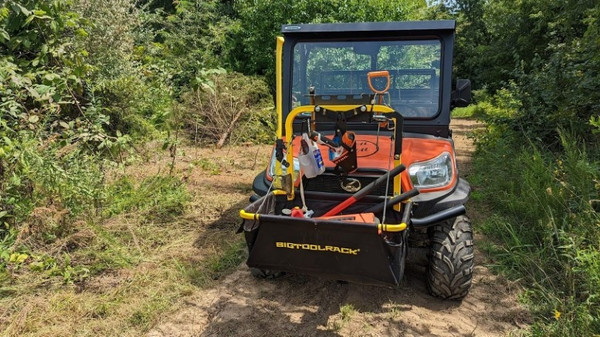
[281, 20, 455, 35]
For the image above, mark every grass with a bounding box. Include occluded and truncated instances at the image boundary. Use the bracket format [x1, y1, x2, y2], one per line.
[451, 105, 479, 118]
[339, 303, 356, 321]
[179, 238, 247, 287]
[329, 303, 357, 332]
[471, 125, 600, 336]
[104, 175, 190, 222]
[0, 142, 272, 336]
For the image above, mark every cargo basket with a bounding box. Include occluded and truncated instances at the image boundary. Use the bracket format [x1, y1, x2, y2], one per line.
[239, 191, 409, 286]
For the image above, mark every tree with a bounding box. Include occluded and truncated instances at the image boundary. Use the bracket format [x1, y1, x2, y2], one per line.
[229, 0, 427, 86]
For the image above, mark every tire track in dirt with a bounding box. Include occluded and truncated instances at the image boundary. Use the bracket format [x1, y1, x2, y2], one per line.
[148, 119, 529, 337]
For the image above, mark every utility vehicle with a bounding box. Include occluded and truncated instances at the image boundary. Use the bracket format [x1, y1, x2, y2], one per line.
[238, 20, 473, 299]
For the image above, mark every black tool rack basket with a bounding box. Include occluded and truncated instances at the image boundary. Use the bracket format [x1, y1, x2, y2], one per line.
[239, 191, 409, 286]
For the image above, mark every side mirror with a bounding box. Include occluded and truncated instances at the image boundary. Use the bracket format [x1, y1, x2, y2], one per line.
[451, 79, 471, 108]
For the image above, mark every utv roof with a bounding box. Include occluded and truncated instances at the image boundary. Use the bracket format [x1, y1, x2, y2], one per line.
[281, 20, 455, 35]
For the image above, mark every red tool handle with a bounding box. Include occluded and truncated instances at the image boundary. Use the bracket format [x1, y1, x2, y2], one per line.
[321, 164, 406, 217]
[322, 197, 358, 217]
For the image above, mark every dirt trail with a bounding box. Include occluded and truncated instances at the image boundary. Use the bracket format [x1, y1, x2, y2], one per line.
[148, 119, 528, 337]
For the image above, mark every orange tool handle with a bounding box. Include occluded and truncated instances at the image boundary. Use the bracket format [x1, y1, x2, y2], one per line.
[367, 71, 391, 94]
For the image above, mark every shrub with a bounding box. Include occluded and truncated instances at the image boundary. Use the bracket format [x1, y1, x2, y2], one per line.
[180, 72, 274, 147]
[473, 126, 600, 336]
[73, 0, 173, 138]
[0, 134, 106, 252]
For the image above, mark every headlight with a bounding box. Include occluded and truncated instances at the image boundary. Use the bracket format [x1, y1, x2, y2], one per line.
[408, 152, 454, 189]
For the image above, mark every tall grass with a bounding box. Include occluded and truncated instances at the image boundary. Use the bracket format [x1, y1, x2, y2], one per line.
[473, 125, 600, 336]
[105, 175, 190, 222]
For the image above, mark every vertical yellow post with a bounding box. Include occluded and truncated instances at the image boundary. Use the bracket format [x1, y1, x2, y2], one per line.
[393, 118, 402, 212]
[394, 154, 402, 212]
[276, 37, 284, 139]
[273, 36, 285, 191]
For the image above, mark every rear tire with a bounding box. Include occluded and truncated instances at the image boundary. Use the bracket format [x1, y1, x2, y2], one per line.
[250, 267, 284, 279]
[427, 215, 474, 300]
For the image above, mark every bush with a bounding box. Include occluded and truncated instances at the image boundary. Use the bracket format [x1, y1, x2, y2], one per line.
[180, 72, 274, 147]
[473, 126, 600, 336]
[73, 0, 173, 138]
[445, 1, 600, 146]
[0, 134, 106, 250]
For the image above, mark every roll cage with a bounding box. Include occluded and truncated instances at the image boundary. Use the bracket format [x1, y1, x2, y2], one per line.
[280, 20, 457, 138]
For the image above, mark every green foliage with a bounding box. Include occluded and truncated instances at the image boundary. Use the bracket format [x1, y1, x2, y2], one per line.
[1, 0, 90, 134]
[92, 75, 168, 138]
[105, 175, 189, 223]
[180, 72, 274, 146]
[450, 2, 600, 333]
[72, 0, 171, 138]
[179, 238, 247, 288]
[145, 0, 239, 92]
[230, 0, 426, 83]
[591, 116, 600, 134]
[450, 105, 476, 119]
[0, 137, 105, 239]
[443, 0, 600, 145]
[473, 126, 600, 336]
[204, 240, 246, 280]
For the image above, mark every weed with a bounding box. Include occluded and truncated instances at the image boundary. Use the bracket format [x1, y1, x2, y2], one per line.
[105, 175, 190, 222]
[193, 158, 221, 175]
[128, 294, 172, 330]
[451, 105, 478, 119]
[0, 138, 266, 335]
[207, 239, 246, 277]
[180, 238, 246, 287]
[473, 125, 600, 336]
[329, 303, 357, 332]
[340, 303, 356, 321]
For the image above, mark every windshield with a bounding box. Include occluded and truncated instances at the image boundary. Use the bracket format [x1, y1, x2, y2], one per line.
[292, 40, 441, 118]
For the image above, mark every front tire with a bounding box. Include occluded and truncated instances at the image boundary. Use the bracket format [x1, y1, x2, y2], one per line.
[427, 215, 474, 300]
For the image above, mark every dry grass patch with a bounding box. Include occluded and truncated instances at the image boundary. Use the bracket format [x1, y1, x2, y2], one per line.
[0, 143, 271, 336]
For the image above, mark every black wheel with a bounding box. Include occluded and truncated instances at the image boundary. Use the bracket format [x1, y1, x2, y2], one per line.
[250, 267, 284, 279]
[427, 215, 474, 300]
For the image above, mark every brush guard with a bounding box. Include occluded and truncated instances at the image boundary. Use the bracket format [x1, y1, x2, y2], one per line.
[238, 191, 412, 286]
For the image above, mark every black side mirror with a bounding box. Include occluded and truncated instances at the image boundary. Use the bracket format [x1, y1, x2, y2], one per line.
[451, 79, 471, 108]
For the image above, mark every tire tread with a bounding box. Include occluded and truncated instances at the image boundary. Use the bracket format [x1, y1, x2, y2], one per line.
[427, 215, 474, 300]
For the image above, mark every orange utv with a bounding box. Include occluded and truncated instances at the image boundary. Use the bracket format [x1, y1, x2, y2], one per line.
[239, 20, 473, 299]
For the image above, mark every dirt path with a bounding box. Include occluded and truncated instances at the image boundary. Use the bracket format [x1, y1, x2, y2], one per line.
[148, 119, 528, 337]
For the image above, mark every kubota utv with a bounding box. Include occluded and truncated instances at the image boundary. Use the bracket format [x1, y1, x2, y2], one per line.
[238, 20, 474, 299]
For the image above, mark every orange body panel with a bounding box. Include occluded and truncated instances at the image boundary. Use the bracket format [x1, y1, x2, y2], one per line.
[267, 134, 457, 193]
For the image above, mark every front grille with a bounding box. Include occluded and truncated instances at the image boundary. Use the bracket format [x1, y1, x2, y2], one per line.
[303, 173, 394, 196]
